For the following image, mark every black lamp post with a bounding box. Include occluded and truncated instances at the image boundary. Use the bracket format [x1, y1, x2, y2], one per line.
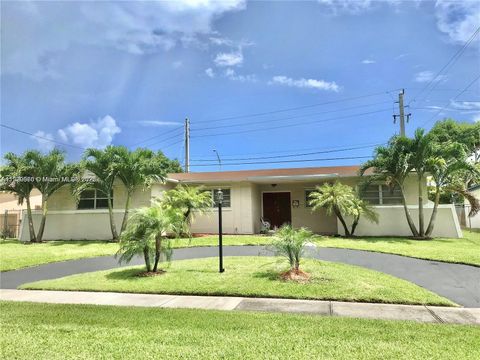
[216, 189, 225, 273]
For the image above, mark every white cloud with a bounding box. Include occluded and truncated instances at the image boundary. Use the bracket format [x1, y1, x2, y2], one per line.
[31, 130, 55, 151]
[361, 59, 376, 64]
[224, 68, 256, 82]
[172, 61, 183, 69]
[138, 121, 181, 127]
[57, 115, 121, 148]
[473, 114, 480, 122]
[450, 101, 480, 111]
[1, 0, 246, 78]
[205, 68, 215, 78]
[414, 70, 447, 83]
[270, 75, 340, 92]
[317, 0, 374, 14]
[214, 51, 243, 67]
[434, 0, 480, 44]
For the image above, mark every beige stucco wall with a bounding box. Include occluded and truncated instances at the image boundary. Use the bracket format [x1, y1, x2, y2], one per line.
[19, 210, 124, 241]
[0, 189, 42, 211]
[188, 182, 256, 234]
[337, 204, 462, 238]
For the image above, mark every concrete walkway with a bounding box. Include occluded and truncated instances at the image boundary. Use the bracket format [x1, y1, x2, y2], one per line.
[1, 289, 479, 325]
[2, 245, 479, 307]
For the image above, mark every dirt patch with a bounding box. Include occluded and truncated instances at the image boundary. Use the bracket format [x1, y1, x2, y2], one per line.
[136, 270, 167, 277]
[280, 269, 311, 283]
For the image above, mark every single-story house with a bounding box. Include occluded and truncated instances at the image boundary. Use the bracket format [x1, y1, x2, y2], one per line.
[19, 165, 462, 241]
[1, 189, 42, 238]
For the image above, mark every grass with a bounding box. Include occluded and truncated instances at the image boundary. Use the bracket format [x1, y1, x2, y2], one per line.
[1, 302, 479, 360]
[21, 256, 455, 306]
[315, 230, 480, 266]
[3, 229, 478, 271]
[0, 235, 272, 272]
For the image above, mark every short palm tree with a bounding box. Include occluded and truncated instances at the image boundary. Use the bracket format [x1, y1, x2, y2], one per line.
[308, 182, 356, 237]
[117, 202, 184, 273]
[160, 185, 213, 236]
[272, 224, 313, 278]
[349, 197, 379, 236]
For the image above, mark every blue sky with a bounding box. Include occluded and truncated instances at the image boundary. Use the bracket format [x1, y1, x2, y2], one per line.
[1, 0, 479, 171]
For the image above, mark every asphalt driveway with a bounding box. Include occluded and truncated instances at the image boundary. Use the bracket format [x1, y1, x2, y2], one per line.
[1, 245, 479, 307]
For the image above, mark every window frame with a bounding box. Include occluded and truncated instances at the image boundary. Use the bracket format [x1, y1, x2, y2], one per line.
[210, 188, 231, 208]
[360, 184, 402, 205]
[77, 189, 113, 210]
[304, 188, 316, 208]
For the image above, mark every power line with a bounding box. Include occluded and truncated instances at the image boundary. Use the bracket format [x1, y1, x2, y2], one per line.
[190, 155, 372, 167]
[420, 74, 480, 128]
[194, 89, 400, 124]
[129, 125, 184, 147]
[192, 101, 392, 131]
[409, 26, 480, 106]
[158, 139, 184, 151]
[142, 131, 184, 148]
[0, 124, 86, 150]
[191, 143, 381, 162]
[191, 108, 391, 138]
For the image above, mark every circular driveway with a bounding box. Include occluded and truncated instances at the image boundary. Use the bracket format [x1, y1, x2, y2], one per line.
[1, 245, 479, 307]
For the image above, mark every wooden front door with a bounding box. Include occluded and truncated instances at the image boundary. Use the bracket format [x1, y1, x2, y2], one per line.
[262, 192, 292, 229]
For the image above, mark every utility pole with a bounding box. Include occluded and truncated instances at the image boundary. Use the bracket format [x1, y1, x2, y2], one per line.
[393, 89, 411, 137]
[184, 118, 190, 173]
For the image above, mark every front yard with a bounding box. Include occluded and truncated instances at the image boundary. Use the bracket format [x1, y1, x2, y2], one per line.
[1, 301, 478, 360]
[20, 257, 454, 306]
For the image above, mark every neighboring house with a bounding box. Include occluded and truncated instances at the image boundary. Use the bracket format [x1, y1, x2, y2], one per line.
[464, 184, 480, 229]
[19, 165, 462, 240]
[1, 189, 42, 238]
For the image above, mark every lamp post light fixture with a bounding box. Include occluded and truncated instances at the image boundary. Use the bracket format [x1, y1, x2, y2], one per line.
[216, 189, 225, 273]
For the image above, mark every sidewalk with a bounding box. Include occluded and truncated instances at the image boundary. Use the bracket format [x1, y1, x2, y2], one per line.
[1, 289, 479, 325]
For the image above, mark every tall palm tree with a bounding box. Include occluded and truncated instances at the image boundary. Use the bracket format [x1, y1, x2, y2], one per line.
[114, 147, 174, 234]
[0, 152, 37, 242]
[117, 203, 184, 272]
[26, 149, 76, 242]
[77, 147, 119, 240]
[160, 185, 213, 236]
[425, 142, 480, 237]
[360, 136, 420, 237]
[308, 182, 356, 237]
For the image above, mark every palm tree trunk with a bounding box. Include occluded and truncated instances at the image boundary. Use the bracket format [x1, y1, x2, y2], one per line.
[398, 182, 419, 237]
[143, 247, 151, 272]
[350, 215, 360, 236]
[107, 193, 118, 241]
[425, 187, 441, 237]
[153, 237, 161, 272]
[36, 196, 48, 242]
[120, 191, 132, 234]
[334, 207, 351, 237]
[418, 175, 425, 238]
[25, 196, 37, 243]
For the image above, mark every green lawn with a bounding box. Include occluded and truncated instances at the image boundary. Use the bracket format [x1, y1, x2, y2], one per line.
[316, 230, 480, 266]
[0, 235, 272, 272]
[21, 257, 454, 306]
[1, 302, 478, 360]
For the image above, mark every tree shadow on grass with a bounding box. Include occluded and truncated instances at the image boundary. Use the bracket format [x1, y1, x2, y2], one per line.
[105, 267, 146, 280]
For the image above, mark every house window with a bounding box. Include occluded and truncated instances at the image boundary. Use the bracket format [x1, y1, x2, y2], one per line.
[305, 189, 315, 208]
[361, 185, 402, 205]
[211, 189, 231, 208]
[77, 189, 113, 210]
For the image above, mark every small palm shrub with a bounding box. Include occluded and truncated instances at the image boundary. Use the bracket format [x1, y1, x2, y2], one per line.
[117, 204, 184, 273]
[272, 225, 313, 280]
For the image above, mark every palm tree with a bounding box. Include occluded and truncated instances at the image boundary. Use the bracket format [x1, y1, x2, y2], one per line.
[425, 142, 480, 237]
[272, 224, 313, 277]
[160, 185, 213, 236]
[25, 149, 76, 242]
[117, 202, 184, 272]
[77, 147, 119, 240]
[0, 152, 37, 242]
[308, 182, 356, 237]
[114, 147, 174, 234]
[349, 198, 379, 236]
[360, 136, 420, 237]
